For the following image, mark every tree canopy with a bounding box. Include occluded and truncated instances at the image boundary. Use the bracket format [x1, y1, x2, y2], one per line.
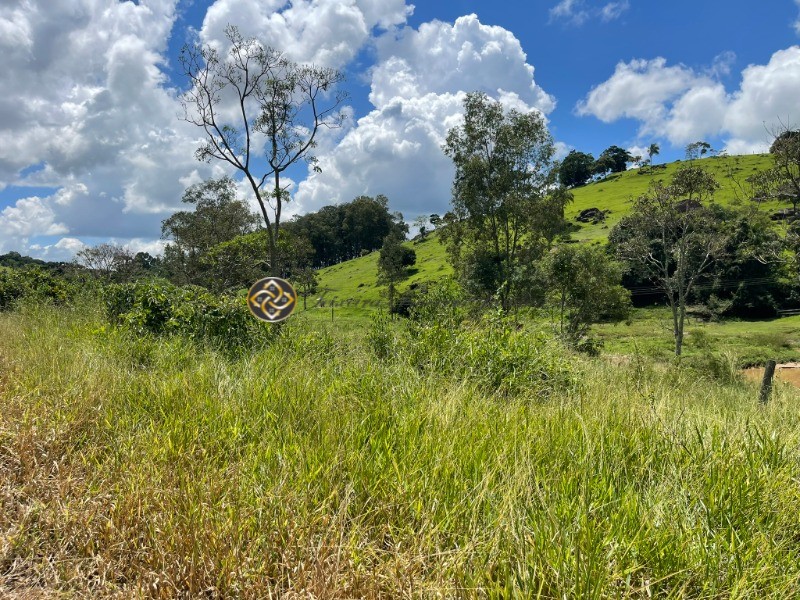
[559, 150, 595, 188]
[180, 25, 347, 274]
[442, 92, 570, 311]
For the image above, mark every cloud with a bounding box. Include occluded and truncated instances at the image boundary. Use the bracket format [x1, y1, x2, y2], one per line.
[294, 14, 556, 220]
[576, 47, 800, 151]
[600, 1, 630, 22]
[0, 0, 230, 258]
[550, 0, 589, 26]
[550, 0, 629, 26]
[199, 0, 413, 68]
[576, 57, 704, 126]
[0, 0, 418, 259]
[795, 0, 800, 34]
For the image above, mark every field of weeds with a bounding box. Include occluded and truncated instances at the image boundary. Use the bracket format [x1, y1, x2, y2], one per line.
[2, 303, 800, 597]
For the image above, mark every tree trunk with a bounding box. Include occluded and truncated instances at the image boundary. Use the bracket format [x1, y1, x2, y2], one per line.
[669, 300, 683, 356]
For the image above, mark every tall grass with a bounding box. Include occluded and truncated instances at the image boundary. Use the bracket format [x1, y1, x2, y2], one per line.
[2, 303, 800, 597]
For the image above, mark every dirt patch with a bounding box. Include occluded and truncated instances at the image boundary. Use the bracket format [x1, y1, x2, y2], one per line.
[743, 363, 800, 387]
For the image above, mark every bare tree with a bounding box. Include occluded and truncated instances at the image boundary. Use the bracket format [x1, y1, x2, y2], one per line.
[179, 25, 348, 275]
[75, 243, 135, 281]
[611, 166, 727, 356]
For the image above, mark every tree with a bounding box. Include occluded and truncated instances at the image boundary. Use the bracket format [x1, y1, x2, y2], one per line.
[377, 232, 416, 316]
[559, 150, 595, 188]
[769, 126, 800, 210]
[685, 141, 713, 161]
[286, 195, 406, 266]
[293, 267, 319, 310]
[610, 165, 727, 355]
[180, 25, 347, 275]
[647, 143, 660, 164]
[161, 177, 258, 287]
[429, 214, 442, 229]
[75, 243, 135, 281]
[413, 215, 430, 240]
[442, 92, 570, 312]
[543, 244, 630, 349]
[594, 145, 634, 176]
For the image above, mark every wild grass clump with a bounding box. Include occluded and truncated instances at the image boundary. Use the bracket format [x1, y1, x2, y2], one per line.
[2, 303, 800, 597]
[399, 282, 576, 398]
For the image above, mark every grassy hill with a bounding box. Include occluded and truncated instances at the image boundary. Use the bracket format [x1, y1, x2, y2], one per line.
[568, 153, 775, 241]
[314, 153, 778, 306]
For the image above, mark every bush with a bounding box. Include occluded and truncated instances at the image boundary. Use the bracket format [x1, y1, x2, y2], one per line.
[0, 267, 83, 311]
[406, 297, 575, 398]
[367, 311, 396, 360]
[103, 280, 275, 353]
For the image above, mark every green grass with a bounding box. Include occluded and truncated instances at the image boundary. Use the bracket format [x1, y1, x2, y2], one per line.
[568, 154, 776, 242]
[594, 307, 800, 366]
[3, 303, 800, 596]
[314, 154, 779, 307]
[314, 232, 452, 311]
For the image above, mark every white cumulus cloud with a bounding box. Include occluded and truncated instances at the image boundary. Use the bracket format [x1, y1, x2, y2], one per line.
[199, 0, 413, 68]
[577, 46, 800, 152]
[295, 14, 556, 221]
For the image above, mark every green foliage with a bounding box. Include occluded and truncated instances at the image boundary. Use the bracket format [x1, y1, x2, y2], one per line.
[404, 284, 575, 397]
[377, 232, 416, 314]
[594, 145, 634, 175]
[366, 311, 396, 360]
[0, 267, 82, 311]
[559, 150, 595, 188]
[161, 176, 259, 287]
[103, 280, 274, 353]
[610, 165, 728, 355]
[543, 244, 630, 350]
[287, 194, 407, 267]
[685, 140, 714, 160]
[442, 91, 570, 311]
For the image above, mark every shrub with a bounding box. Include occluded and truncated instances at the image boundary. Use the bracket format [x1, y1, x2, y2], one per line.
[406, 302, 575, 399]
[367, 311, 396, 360]
[103, 280, 275, 353]
[0, 267, 82, 311]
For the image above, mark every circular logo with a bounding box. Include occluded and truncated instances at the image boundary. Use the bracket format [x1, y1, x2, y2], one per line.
[247, 277, 297, 322]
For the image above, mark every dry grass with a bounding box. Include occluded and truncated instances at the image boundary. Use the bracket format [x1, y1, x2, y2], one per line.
[2, 304, 800, 598]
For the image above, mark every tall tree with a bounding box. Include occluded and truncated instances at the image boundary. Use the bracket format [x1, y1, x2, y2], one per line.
[769, 127, 800, 209]
[161, 177, 258, 287]
[647, 143, 660, 164]
[559, 150, 595, 188]
[179, 25, 347, 275]
[685, 141, 713, 161]
[610, 165, 727, 356]
[377, 232, 416, 316]
[442, 92, 570, 312]
[75, 243, 135, 282]
[594, 145, 634, 176]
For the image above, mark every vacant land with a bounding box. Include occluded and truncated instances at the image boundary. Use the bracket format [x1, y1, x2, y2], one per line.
[2, 303, 800, 597]
[315, 154, 778, 305]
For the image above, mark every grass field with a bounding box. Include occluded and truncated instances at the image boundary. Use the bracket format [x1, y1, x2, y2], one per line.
[316, 154, 779, 304]
[2, 303, 800, 597]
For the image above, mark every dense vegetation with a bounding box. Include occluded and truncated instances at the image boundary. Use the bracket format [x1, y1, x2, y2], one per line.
[2, 283, 800, 596]
[3, 53, 800, 593]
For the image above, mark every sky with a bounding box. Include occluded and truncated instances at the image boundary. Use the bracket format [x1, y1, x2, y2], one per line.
[1, 0, 799, 260]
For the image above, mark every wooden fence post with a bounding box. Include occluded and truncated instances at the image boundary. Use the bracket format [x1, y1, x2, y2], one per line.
[759, 360, 777, 405]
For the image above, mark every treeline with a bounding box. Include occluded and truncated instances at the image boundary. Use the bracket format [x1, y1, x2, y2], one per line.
[144, 179, 408, 292]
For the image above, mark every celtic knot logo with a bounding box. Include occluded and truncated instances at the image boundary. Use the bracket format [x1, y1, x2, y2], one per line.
[247, 277, 297, 322]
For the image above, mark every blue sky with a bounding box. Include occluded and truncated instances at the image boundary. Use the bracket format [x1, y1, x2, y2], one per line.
[1, 0, 799, 259]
